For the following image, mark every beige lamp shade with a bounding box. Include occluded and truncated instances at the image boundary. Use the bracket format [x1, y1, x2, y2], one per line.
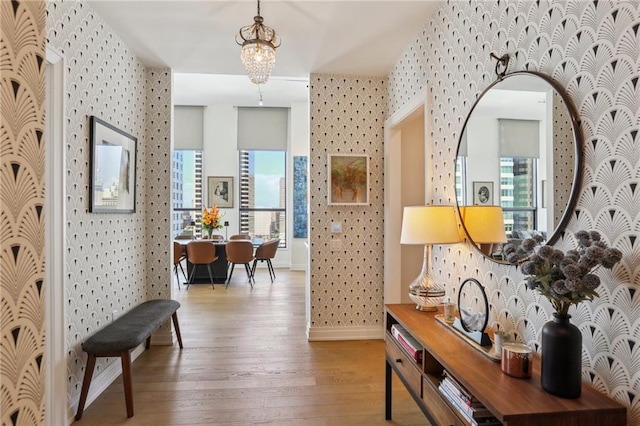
[400, 205, 461, 245]
[459, 205, 507, 244]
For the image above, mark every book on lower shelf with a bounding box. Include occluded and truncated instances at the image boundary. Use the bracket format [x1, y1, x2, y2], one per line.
[439, 371, 502, 425]
[390, 324, 423, 363]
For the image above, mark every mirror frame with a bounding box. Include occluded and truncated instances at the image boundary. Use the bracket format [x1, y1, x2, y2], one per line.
[456, 70, 584, 261]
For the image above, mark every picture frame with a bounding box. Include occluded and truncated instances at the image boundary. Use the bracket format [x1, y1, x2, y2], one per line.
[208, 176, 234, 208]
[328, 154, 369, 205]
[89, 116, 137, 213]
[473, 181, 493, 205]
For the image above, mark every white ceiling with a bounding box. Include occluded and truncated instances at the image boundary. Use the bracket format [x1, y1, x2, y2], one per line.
[89, 0, 443, 105]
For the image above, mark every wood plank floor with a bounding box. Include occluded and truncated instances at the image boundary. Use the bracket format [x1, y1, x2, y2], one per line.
[74, 269, 428, 425]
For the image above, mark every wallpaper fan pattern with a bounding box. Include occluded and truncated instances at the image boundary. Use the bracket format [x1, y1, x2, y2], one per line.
[0, 1, 46, 424]
[388, 1, 639, 420]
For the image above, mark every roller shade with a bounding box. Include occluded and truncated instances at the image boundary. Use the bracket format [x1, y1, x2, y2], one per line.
[499, 119, 540, 158]
[174, 106, 204, 150]
[237, 107, 288, 151]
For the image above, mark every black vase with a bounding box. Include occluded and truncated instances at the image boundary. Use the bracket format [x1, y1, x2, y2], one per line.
[541, 313, 582, 398]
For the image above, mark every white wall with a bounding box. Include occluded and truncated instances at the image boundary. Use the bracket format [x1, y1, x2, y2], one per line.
[200, 101, 310, 270]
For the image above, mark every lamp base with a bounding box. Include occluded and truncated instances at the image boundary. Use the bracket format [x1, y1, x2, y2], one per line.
[409, 285, 445, 312]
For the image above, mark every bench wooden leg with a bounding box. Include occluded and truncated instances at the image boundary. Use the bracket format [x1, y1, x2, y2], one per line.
[121, 350, 134, 418]
[75, 353, 97, 420]
[172, 312, 184, 349]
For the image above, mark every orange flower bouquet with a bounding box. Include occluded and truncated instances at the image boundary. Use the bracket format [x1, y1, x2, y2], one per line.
[201, 205, 223, 238]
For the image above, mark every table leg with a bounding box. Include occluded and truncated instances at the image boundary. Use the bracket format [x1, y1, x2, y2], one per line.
[385, 359, 392, 420]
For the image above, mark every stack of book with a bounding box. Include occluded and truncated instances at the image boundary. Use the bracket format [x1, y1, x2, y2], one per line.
[390, 324, 422, 363]
[438, 371, 502, 425]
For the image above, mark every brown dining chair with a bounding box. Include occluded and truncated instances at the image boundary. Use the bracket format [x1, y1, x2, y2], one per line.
[185, 241, 218, 290]
[251, 238, 280, 282]
[229, 234, 251, 240]
[225, 240, 255, 288]
[173, 241, 187, 290]
[210, 234, 224, 241]
[174, 234, 193, 240]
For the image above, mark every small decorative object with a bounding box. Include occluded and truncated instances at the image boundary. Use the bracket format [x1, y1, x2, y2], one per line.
[443, 299, 456, 324]
[472, 181, 493, 205]
[454, 278, 491, 347]
[208, 176, 234, 208]
[504, 230, 623, 398]
[493, 330, 511, 357]
[501, 343, 532, 379]
[202, 205, 224, 239]
[327, 154, 369, 205]
[89, 116, 137, 213]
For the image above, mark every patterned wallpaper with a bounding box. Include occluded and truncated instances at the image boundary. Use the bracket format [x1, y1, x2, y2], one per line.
[309, 75, 386, 331]
[144, 68, 172, 301]
[388, 0, 639, 422]
[0, 1, 46, 424]
[46, 0, 149, 405]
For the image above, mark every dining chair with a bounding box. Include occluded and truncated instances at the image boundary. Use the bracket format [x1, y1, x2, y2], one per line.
[185, 241, 218, 290]
[225, 240, 255, 288]
[174, 234, 193, 240]
[173, 241, 187, 290]
[229, 234, 251, 240]
[210, 234, 224, 241]
[251, 238, 280, 282]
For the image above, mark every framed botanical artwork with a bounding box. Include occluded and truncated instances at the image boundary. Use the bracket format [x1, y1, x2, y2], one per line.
[208, 176, 234, 208]
[473, 181, 493, 205]
[89, 116, 137, 213]
[328, 154, 369, 205]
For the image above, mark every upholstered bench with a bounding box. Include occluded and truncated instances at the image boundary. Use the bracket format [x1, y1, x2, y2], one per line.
[75, 299, 183, 420]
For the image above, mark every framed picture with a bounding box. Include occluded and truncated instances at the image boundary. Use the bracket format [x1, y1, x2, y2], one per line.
[89, 116, 137, 213]
[473, 181, 493, 205]
[208, 176, 234, 208]
[328, 154, 369, 205]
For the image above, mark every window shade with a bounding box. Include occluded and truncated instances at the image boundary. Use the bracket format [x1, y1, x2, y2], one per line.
[237, 107, 289, 151]
[499, 119, 540, 158]
[174, 106, 204, 150]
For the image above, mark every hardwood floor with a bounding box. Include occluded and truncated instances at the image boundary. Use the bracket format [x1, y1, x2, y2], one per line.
[75, 269, 428, 425]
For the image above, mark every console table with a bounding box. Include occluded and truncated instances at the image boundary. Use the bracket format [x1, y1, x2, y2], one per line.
[385, 304, 626, 425]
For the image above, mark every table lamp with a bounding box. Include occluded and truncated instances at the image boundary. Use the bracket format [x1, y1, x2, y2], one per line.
[224, 221, 230, 240]
[400, 205, 461, 311]
[459, 205, 507, 257]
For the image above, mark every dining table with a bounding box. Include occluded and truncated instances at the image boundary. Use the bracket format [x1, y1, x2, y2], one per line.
[176, 238, 264, 284]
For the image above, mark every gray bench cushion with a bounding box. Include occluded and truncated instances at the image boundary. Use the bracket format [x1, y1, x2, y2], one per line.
[82, 299, 180, 354]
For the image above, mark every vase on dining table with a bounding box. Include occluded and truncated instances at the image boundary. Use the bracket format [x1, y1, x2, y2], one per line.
[204, 227, 213, 239]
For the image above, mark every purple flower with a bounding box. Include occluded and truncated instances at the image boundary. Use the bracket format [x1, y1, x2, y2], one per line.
[564, 279, 582, 292]
[549, 249, 565, 264]
[589, 231, 602, 242]
[552, 280, 570, 295]
[561, 263, 581, 279]
[538, 245, 553, 259]
[521, 238, 537, 251]
[601, 248, 623, 268]
[583, 274, 600, 290]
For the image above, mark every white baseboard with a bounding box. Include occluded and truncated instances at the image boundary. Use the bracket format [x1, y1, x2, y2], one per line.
[151, 329, 176, 346]
[67, 344, 145, 424]
[289, 263, 306, 271]
[307, 325, 385, 341]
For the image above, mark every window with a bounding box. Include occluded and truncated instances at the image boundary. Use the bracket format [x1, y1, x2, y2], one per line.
[239, 150, 286, 246]
[499, 157, 536, 233]
[172, 150, 203, 238]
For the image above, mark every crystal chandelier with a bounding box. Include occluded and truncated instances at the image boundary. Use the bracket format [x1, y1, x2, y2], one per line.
[236, 0, 281, 85]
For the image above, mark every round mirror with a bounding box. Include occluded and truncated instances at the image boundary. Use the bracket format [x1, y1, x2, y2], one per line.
[456, 71, 583, 263]
[457, 278, 489, 334]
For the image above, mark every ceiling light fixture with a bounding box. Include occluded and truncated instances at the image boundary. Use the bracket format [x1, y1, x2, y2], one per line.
[236, 0, 281, 85]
